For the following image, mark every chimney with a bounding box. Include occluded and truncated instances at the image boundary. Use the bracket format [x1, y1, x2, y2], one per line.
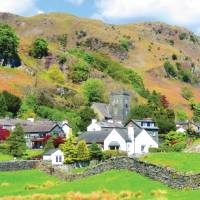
[27, 118, 34, 123]
[62, 120, 69, 125]
[128, 123, 134, 142]
[92, 119, 97, 124]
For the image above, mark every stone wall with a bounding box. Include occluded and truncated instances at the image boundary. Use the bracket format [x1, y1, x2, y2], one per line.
[0, 160, 41, 171]
[41, 157, 200, 189]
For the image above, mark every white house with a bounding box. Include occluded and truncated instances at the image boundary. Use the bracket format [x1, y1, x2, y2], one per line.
[43, 149, 64, 165]
[176, 127, 186, 133]
[79, 119, 159, 155]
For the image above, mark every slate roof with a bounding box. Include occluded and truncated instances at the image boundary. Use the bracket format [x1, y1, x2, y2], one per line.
[43, 149, 60, 156]
[22, 124, 61, 134]
[92, 103, 112, 119]
[0, 119, 66, 134]
[79, 128, 132, 144]
[97, 121, 124, 128]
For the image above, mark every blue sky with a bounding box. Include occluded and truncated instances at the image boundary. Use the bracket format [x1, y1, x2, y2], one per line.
[1, 0, 200, 35]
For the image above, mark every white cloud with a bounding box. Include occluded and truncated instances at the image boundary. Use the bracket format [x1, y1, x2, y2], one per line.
[0, 0, 39, 16]
[65, 0, 85, 6]
[94, 0, 200, 27]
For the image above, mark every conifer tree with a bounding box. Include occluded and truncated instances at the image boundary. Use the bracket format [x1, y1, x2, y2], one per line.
[60, 135, 77, 164]
[8, 124, 26, 157]
[89, 142, 103, 161]
[76, 140, 90, 161]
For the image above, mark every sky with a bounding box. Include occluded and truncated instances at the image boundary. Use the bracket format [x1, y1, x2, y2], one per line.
[1, 0, 200, 35]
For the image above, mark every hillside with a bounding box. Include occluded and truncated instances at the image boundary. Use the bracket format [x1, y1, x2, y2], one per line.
[0, 12, 200, 113]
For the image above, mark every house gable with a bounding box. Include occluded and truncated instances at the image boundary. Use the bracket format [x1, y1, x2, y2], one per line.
[104, 129, 127, 151]
[134, 129, 158, 154]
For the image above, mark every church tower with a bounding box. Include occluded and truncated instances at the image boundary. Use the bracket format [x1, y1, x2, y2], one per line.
[109, 92, 130, 122]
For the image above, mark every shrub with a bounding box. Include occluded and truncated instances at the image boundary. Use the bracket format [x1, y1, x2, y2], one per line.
[47, 64, 65, 84]
[0, 143, 9, 154]
[176, 109, 188, 121]
[164, 61, 177, 77]
[119, 37, 132, 51]
[148, 147, 162, 153]
[172, 54, 177, 60]
[180, 70, 192, 83]
[181, 87, 193, 100]
[179, 32, 187, 40]
[103, 150, 127, 159]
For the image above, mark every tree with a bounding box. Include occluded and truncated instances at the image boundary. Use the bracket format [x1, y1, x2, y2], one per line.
[60, 135, 77, 164]
[82, 79, 105, 103]
[76, 140, 90, 161]
[78, 107, 96, 131]
[44, 136, 55, 153]
[0, 126, 10, 141]
[0, 93, 7, 117]
[161, 131, 187, 152]
[7, 124, 26, 157]
[2, 91, 21, 116]
[18, 93, 37, 119]
[53, 136, 65, 148]
[89, 142, 103, 160]
[30, 38, 48, 58]
[0, 23, 19, 66]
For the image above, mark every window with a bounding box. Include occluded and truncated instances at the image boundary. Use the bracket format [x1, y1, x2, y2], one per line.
[59, 156, 62, 162]
[56, 156, 59, 163]
[110, 146, 119, 150]
[141, 145, 145, 152]
[147, 122, 150, 127]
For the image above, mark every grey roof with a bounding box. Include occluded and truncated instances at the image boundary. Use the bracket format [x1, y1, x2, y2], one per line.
[79, 128, 132, 144]
[43, 149, 59, 156]
[97, 121, 124, 128]
[22, 124, 61, 134]
[127, 119, 159, 130]
[0, 119, 66, 134]
[92, 103, 112, 119]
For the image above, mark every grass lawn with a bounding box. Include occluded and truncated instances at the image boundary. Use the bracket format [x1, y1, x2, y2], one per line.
[0, 150, 43, 161]
[140, 152, 200, 173]
[0, 169, 200, 200]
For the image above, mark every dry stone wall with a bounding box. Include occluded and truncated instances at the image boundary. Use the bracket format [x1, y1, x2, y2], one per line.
[0, 160, 41, 171]
[41, 157, 200, 189]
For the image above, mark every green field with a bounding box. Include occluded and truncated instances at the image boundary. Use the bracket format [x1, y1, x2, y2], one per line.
[140, 153, 200, 173]
[0, 169, 200, 200]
